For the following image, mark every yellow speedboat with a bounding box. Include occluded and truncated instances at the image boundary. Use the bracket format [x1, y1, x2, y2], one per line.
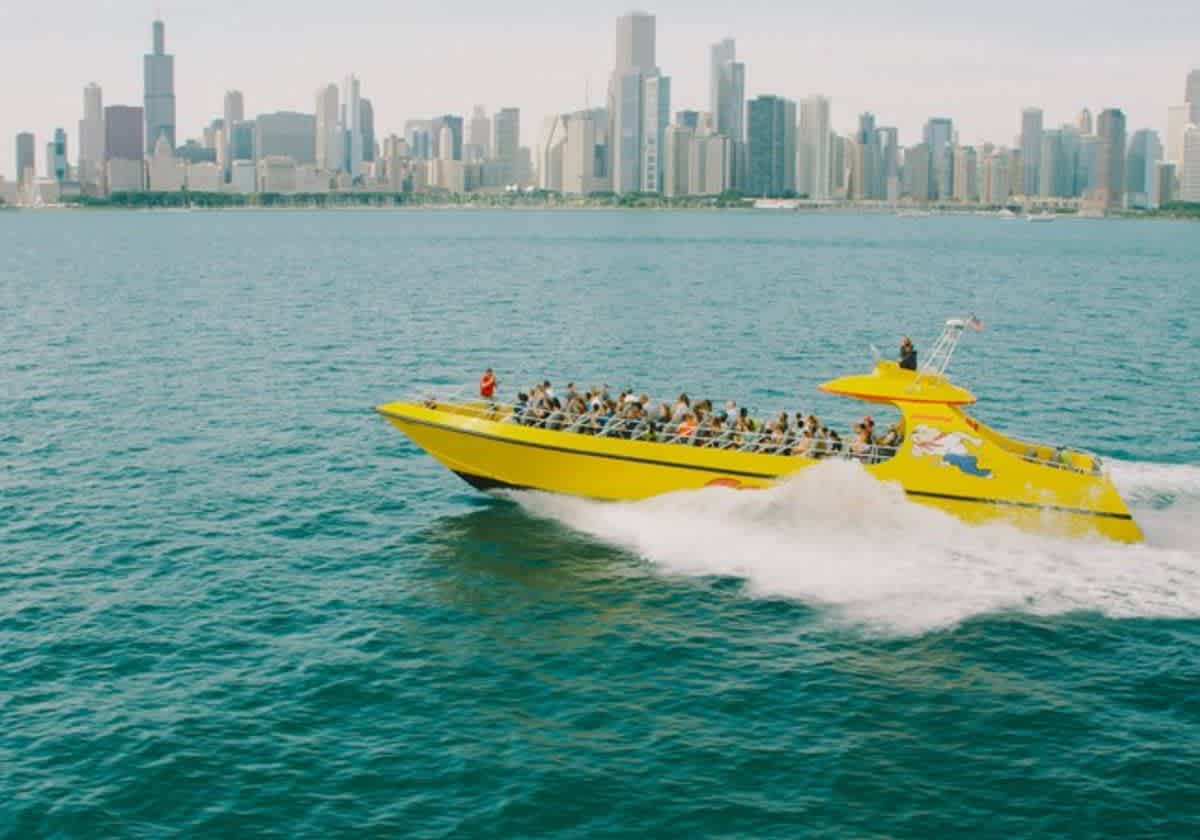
[377, 320, 1142, 543]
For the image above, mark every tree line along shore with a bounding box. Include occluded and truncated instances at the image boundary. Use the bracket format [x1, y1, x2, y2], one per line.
[4, 190, 1199, 218]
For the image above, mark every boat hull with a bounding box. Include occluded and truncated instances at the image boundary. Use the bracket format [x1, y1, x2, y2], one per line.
[377, 401, 1143, 543]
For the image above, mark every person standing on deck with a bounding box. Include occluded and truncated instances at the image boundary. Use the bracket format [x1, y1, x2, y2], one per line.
[898, 337, 917, 371]
[479, 368, 497, 398]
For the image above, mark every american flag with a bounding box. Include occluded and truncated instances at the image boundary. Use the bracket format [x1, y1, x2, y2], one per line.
[966, 315, 985, 331]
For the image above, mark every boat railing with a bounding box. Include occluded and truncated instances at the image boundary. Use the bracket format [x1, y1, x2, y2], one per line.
[403, 384, 1104, 476]
[407, 386, 902, 463]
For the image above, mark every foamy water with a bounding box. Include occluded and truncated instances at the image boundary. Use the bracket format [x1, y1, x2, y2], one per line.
[514, 459, 1200, 635]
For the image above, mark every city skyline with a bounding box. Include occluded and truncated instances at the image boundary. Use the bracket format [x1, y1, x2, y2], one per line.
[3, 1, 1199, 178]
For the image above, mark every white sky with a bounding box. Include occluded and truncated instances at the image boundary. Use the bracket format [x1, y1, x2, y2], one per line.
[3, 0, 1198, 177]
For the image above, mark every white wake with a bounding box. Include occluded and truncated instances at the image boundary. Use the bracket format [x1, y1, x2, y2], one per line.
[512, 459, 1200, 635]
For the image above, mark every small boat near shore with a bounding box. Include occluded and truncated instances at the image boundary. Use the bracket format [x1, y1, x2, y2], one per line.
[1027, 211, 1056, 222]
[377, 320, 1142, 543]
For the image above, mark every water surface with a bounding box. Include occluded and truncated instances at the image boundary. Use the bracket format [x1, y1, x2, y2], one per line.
[3, 210, 1199, 837]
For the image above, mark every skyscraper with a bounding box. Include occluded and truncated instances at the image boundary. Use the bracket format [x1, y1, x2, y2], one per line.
[255, 112, 316, 164]
[52, 128, 67, 181]
[616, 11, 656, 71]
[1126, 129, 1161, 209]
[343, 75, 362, 177]
[747, 95, 796, 198]
[538, 114, 567, 191]
[361, 98, 375, 163]
[1038, 129, 1063, 197]
[315, 84, 340, 172]
[854, 113, 882, 199]
[904, 144, 932, 201]
[561, 109, 609, 195]
[229, 121, 255, 164]
[15, 133, 35, 185]
[797, 96, 831, 199]
[79, 83, 104, 188]
[143, 18, 176, 151]
[1040, 126, 1082, 198]
[923, 117, 953, 199]
[493, 107, 520, 184]
[1167, 103, 1190, 167]
[1187, 69, 1200, 122]
[608, 11, 668, 194]
[709, 38, 745, 189]
[104, 106, 144, 161]
[1077, 108, 1093, 135]
[952, 145, 978, 202]
[431, 115, 463, 161]
[663, 123, 693, 197]
[223, 90, 244, 177]
[878, 126, 900, 200]
[468, 106, 492, 160]
[1020, 107, 1043, 196]
[405, 120, 433, 160]
[1181, 125, 1200, 202]
[983, 150, 1011, 205]
[641, 74, 671, 191]
[1096, 108, 1127, 210]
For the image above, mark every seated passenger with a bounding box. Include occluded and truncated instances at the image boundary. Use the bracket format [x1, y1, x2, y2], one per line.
[671, 394, 691, 424]
[813, 427, 831, 457]
[675, 412, 698, 442]
[700, 413, 728, 448]
[861, 414, 876, 443]
[827, 429, 844, 455]
[756, 423, 784, 454]
[792, 427, 815, 457]
[510, 392, 530, 424]
[878, 423, 902, 454]
[849, 424, 873, 461]
[544, 398, 567, 431]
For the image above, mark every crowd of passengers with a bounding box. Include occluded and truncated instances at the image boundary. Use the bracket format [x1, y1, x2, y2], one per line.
[498, 380, 903, 461]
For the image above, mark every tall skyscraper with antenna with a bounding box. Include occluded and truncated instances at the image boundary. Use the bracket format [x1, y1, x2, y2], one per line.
[144, 18, 176, 151]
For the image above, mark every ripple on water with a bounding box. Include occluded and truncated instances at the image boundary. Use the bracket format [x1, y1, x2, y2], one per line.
[2, 211, 1200, 837]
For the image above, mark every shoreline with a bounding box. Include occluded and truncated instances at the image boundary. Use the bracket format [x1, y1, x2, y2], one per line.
[6, 201, 1198, 220]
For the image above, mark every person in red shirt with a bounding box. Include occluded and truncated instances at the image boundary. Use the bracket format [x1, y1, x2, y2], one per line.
[479, 368, 497, 399]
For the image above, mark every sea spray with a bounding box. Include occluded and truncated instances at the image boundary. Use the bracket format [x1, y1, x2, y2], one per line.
[514, 459, 1200, 635]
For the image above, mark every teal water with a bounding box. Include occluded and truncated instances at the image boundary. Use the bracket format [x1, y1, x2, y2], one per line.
[3, 209, 1200, 837]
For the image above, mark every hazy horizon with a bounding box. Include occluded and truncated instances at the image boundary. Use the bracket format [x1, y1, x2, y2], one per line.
[3, 0, 1198, 178]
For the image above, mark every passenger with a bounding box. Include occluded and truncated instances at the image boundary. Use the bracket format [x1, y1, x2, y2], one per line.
[814, 427, 830, 457]
[767, 423, 788, 454]
[878, 423, 902, 455]
[828, 429, 844, 455]
[479, 367, 497, 399]
[672, 394, 691, 424]
[544, 398, 566, 431]
[899, 337, 917, 371]
[849, 424, 873, 461]
[563, 382, 578, 404]
[675, 412, 699, 443]
[701, 411, 729, 448]
[511, 392, 530, 424]
[792, 426, 815, 457]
